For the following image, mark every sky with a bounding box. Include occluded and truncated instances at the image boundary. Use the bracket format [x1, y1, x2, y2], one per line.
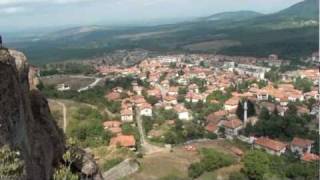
[0, 0, 303, 32]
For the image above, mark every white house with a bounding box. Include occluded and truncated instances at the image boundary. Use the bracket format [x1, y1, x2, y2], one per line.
[57, 84, 71, 91]
[290, 137, 314, 156]
[140, 103, 153, 117]
[121, 109, 134, 122]
[174, 104, 190, 121]
[221, 119, 243, 139]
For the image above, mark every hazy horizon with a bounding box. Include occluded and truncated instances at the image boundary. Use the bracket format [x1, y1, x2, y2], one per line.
[0, 0, 303, 32]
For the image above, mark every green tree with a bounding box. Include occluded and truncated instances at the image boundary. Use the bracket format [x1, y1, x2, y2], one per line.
[293, 77, 313, 93]
[243, 150, 270, 180]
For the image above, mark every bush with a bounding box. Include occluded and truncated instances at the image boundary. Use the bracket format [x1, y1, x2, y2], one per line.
[229, 172, 248, 180]
[142, 116, 154, 133]
[67, 107, 112, 147]
[188, 162, 205, 178]
[200, 148, 235, 172]
[0, 146, 25, 178]
[188, 148, 235, 178]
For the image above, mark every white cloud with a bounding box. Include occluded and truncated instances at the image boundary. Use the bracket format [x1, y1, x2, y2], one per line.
[0, 0, 93, 6]
[0, 6, 25, 14]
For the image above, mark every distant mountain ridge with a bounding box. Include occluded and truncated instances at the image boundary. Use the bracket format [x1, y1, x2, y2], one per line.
[275, 0, 319, 19]
[200, 10, 263, 21]
[8, 0, 319, 64]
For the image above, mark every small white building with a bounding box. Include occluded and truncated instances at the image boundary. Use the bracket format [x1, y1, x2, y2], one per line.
[174, 104, 190, 121]
[221, 119, 243, 139]
[121, 109, 134, 122]
[140, 103, 153, 117]
[56, 84, 71, 91]
[290, 137, 314, 156]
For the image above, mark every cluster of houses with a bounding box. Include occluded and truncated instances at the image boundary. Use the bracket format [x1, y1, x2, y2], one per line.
[254, 136, 319, 162]
[97, 54, 319, 162]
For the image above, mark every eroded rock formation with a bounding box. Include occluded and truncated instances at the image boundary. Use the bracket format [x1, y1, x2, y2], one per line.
[0, 48, 65, 180]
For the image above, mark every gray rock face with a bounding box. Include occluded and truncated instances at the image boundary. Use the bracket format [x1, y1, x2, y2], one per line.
[103, 159, 140, 180]
[73, 148, 104, 180]
[0, 48, 65, 180]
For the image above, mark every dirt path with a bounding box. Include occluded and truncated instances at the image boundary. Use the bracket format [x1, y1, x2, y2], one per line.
[136, 111, 167, 155]
[49, 100, 67, 132]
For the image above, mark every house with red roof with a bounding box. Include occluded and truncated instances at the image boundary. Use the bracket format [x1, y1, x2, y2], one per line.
[174, 104, 190, 121]
[185, 92, 204, 103]
[221, 119, 243, 139]
[147, 88, 162, 99]
[103, 121, 122, 134]
[163, 95, 178, 105]
[290, 137, 314, 156]
[139, 103, 153, 117]
[121, 108, 134, 122]
[254, 137, 287, 156]
[110, 135, 136, 150]
[224, 96, 240, 111]
[301, 153, 320, 162]
[168, 86, 179, 96]
[205, 123, 219, 134]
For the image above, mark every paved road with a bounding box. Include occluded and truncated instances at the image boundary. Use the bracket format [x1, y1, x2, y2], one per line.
[78, 77, 102, 92]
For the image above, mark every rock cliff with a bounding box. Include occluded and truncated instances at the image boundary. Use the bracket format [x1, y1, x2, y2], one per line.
[0, 48, 65, 180]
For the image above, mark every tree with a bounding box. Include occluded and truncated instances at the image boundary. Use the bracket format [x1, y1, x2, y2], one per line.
[258, 107, 270, 121]
[285, 162, 319, 180]
[265, 67, 280, 82]
[243, 150, 270, 180]
[146, 96, 158, 105]
[293, 77, 313, 93]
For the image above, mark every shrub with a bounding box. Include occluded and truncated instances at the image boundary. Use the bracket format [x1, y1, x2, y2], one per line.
[188, 162, 205, 178]
[188, 148, 235, 178]
[0, 146, 25, 178]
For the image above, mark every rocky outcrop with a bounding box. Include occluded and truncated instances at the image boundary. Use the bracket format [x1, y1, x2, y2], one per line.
[103, 159, 139, 180]
[0, 48, 65, 180]
[73, 148, 104, 180]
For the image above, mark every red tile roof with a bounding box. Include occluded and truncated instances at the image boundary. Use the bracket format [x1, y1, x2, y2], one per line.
[291, 137, 314, 148]
[222, 119, 242, 129]
[225, 96, 240, 106]
[205, 123, 218, 133]
[103, 121, 122, 128]
[255, 137, 286, 152]
[110, 135, 136, 147]
[301, 153, 320, 162]
[174, 104, 187, 113]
